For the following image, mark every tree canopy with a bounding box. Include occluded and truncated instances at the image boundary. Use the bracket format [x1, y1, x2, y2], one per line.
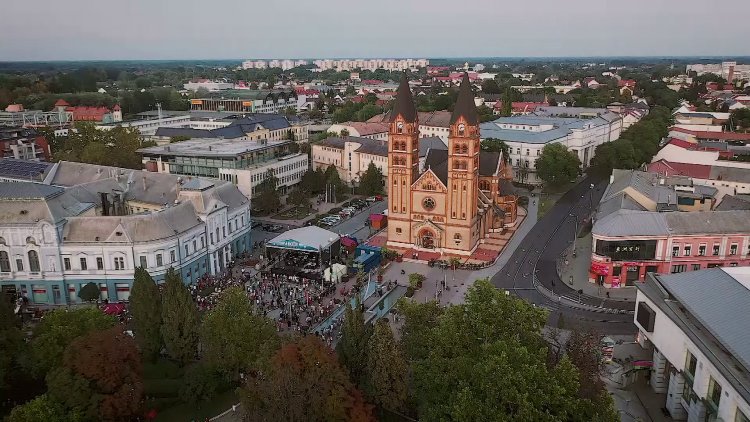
[129, 267, 162, 361]
[365, 320, 408, 413]
[46, 326, 144, 421]
[50, 123, 152, 169]
[200, 287, 279, 377]
[535, 143, 581, 186]
[160, 268, 200, 365]
[241, 336, 375, 422]
[28, 307, 116, 377]
[336, 302, 373, 388]
[255, 169, 282, 214]
[358, 162, 384, 196]
[405, 279, 618, 421]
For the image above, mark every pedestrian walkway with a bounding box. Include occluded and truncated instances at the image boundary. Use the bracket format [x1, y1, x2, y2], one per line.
[557, 232, 636, 302]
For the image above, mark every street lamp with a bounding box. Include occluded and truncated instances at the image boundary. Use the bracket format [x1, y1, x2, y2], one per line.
[569, 213, 579, 257]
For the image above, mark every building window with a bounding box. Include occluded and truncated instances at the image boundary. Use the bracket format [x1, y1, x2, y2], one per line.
[193, 240, 197, 251]
[139, 256, 147, 268]
[708, 377, 722, 412]
[730, 244, 738, 255]
[96, 257, 104, 270]
[713, 244, 720, 256]
[683, 246, 691, 256]
[15, 259, 23, 272]
[223, 227, 226, 237]
[395, 228, 402, 234]
[63, 257, 71, 271]
[170, 250, 176, 263]
[671, 264, 687, 273]
[185, 244, 189, 256]
[672, 246, 679, 257]
[210, 233, 214, 244]
[114, 257, 125, 270]
[79, 258, 87, 271]
[216, 228, 220, 242]
[691, 264, 701, 271]
[0, 251, 9, 272]
[685, 351, 697, 380]
[28, 251, 40, 272]
[156, 254, 163, 267]
[423, 197, 436, 211]
[698, 245, 706, 256]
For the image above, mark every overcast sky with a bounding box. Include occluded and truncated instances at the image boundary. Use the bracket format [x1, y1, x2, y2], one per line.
[3, 0, 749, 61]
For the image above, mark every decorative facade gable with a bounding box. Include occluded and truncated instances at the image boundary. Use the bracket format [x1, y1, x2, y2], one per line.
[412, 169, 447, 192]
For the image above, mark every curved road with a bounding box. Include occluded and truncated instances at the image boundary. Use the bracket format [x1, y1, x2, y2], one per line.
[491, 175, 636, 334]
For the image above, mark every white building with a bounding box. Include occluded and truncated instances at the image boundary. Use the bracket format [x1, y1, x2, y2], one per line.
[634, 268, 750, 422]
[242, 59, 308, 70]
[312, 58, 429, 72]
[687, 61, 750, 82]
[312, 135, 446, 186]
[0, 161, 251, 305]
[479, 106, 623, 184]
[183, 79, 234, 92]
[367, 111, 452, 142]
[326, 122, 389, 141]
[139, 136, 308, 199]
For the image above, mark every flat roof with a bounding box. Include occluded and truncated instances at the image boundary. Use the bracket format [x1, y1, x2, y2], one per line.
[639, 269, 750, 404]
[138, 137, 290, 158]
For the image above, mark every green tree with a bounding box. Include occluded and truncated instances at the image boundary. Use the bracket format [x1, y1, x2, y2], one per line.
[78, 282, 100, 302]
[365, 320, 408, 413]
[481, 138, 511, 162]
[169, 135, 191, 143]
[358, 162, 383, 196]
[481, 79, 501, 94]
[129, 267, 162, 362]
[288, 187, 310, 208]
[396, 299, 443, 362]
[535, 143, 581, 186]
[409, 279, 617, 421]
[178, 362, 226, 404]
[301, 168, 325, 194]
[160, 268, 199, 365]
[6, 394, 73, 422]
[46, 326, 144, 421]
[28, 308, 116, 377]
[0, 297, 23, 393]
[200, 287, 279, 378]
[324, 165, 346, 201]
[241, 335, 375, 422]
[255, 169, 282, 213]
[336, 302, 373, 387]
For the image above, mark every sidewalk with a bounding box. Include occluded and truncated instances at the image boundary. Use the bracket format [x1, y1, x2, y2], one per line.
[557, 232, 636, 302]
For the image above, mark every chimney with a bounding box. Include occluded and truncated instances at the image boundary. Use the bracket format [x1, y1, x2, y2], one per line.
[100, 192, 110, 216]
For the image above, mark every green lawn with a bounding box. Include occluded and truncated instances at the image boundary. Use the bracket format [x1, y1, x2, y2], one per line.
[154, 390, 239, 422]
[537, 195, 558, 221]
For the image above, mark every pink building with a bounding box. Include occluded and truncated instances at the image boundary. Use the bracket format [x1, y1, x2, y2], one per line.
[590, 210, 750, 288]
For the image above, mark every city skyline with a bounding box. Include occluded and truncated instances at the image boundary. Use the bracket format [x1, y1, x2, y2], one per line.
[2, 0, 749, 61]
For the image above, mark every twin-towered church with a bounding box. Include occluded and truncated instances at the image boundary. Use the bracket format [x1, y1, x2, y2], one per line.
[386, 74, 518, 256]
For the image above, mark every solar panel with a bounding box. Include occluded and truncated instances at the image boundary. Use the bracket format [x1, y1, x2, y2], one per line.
[0, 159, 52, 179]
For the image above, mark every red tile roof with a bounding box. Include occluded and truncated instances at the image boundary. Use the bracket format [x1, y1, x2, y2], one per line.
[618, 79, 636, 88]
[669, 127, 750, 142]
[647, 159, 712, 179]
[54, 99, 70, 107]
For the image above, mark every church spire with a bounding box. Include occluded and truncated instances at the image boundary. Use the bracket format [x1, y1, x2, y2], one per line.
[390, 72, 417, 123]
[451, 73, 479, 125]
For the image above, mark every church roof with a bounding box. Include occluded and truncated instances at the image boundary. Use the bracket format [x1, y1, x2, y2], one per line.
[389, 73, 417, 123]
[451, 73, 479, 125]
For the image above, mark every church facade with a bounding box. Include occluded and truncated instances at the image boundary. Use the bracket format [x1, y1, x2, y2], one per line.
[386, 74, 518, 256]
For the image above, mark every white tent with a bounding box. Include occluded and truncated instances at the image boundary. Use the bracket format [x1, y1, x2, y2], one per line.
[324, 263, 347, 283]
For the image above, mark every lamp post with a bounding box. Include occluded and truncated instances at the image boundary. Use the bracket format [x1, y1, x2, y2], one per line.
[569, 213, 579, 256]
[588, 183, 595, 210]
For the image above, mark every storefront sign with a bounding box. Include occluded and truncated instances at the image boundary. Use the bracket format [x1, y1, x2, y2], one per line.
[611, 277, 621, 288]
[590, 262, 609, 275]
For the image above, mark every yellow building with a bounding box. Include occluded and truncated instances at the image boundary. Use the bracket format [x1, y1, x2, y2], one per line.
[386, 74, 517, 256]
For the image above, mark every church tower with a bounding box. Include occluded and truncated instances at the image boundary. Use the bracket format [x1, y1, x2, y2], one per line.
[387, 73, 419, 247]
[446, 74, 481, 251]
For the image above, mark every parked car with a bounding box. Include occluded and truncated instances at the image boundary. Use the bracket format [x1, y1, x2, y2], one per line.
[365, 197, 377, 203]
[251, 221, 262, 229]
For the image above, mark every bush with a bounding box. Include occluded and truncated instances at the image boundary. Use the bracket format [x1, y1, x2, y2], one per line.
[329, 207, 342, 215]
[143, 359, 183, 379]
[408, 273, 425, 289]
[405, 286, 415, 297]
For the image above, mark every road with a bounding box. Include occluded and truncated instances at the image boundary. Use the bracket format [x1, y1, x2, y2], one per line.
[491, 175, 637, 334]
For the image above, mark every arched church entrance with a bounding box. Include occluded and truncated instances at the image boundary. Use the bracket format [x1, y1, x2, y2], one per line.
[417, 228, 436, 249]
